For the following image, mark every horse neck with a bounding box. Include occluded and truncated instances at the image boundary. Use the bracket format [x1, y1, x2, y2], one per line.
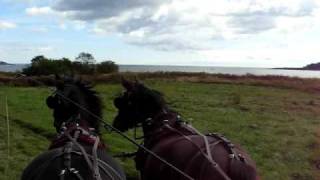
[77, 112, 99, 133]
[78, 102, 99, 132]
[57, 110, 97, 133]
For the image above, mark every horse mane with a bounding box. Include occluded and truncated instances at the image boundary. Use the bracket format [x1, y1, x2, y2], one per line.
[74, 80, 103, 133]
[145, 87, 166, 106]
[136, 83, 168, 113]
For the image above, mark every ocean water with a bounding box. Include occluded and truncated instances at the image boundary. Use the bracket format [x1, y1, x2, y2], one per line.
[119, 65, 320, 78]
[0, 64, 28, 72]
[1, 64, 320, 79]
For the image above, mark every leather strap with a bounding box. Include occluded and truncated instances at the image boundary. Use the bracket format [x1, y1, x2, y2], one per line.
[164, 124, 232, 180]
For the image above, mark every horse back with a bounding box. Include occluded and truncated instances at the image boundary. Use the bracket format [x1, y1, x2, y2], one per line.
[140, 134, 258, 180]
[21, 145, 126, 180]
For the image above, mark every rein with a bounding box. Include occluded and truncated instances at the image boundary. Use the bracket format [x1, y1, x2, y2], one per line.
[16, 75, 194, 180]
[53, 90, 195, 180]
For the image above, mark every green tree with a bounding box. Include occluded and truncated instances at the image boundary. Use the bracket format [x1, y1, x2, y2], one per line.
[75, 52, 96, 64]
[96, 61, 119, 74]
[31, 55, 46, 64]
[22, 56, 73, 76]
[71, 61, 95, 75]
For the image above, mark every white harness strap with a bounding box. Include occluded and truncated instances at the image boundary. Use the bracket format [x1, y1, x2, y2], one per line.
[163, 123, 232, 180]
[187, 125, 213, 161]
[65, 131, 94, 170]
[92, 136, 103, 180]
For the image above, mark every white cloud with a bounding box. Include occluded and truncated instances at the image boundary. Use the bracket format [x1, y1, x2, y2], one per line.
[36, 46, 54, 52]
[199, 40, 320, 67]
[0, 20, 17, 30]
[26, 6, 54, 16]
[52, 0, 316, 51]
[0, 42, 55, 62]
[13, 44, 54, 53]
[27, 0, 320, 67]
[52, 0, 170, 20]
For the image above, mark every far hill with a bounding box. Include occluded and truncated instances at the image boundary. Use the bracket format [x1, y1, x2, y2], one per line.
[0, 61, 11, 65]
[302, 62, 320, 70]
[275, 62, 320, 71]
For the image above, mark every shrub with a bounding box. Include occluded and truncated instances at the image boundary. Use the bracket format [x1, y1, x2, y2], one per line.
[22, 56, 73, 76]
[22, 55, 119, 76]
[96, 61, 119, 74]
[72, 61, 96, 75]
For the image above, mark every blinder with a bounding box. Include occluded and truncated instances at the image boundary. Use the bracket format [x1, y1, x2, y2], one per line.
[114, 91, 135, 109]
[114, 97, 124, 109]
[46, 96, 59, 109]
[46, 88, 61, 109]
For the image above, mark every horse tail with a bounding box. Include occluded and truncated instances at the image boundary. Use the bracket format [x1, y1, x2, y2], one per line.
[229, 159, 259, 180]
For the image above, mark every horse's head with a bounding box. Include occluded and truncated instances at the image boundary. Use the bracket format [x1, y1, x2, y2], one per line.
[46, 75, 102, 133]
[113, 79, 166, 132]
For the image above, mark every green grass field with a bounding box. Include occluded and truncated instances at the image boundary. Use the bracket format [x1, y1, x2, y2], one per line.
[0, 80, 319, 179]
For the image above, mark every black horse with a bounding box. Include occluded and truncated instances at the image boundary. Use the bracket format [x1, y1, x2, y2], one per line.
[113, 79, 259, 180]
[21, 76, 126, 180]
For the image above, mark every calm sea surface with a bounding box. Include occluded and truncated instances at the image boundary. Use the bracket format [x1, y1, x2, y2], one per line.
[1, 64, 320, 79]
[119, 65, 320, 78]
[0, 64, 28, 72]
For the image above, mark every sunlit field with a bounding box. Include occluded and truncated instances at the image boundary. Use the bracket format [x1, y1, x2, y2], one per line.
[0, 80, 320, 179]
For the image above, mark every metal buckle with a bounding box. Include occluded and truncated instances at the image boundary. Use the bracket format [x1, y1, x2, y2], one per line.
[69, 168, 79, 174]
[59, 169, 66, 176]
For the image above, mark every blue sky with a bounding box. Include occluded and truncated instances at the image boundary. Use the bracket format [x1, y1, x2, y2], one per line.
[1, 0, 320, 67]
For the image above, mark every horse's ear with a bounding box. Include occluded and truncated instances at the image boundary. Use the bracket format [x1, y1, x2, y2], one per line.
[121, 77, 135, 91]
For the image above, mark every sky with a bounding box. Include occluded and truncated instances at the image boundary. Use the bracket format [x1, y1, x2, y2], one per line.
[0, 0, 320, 67]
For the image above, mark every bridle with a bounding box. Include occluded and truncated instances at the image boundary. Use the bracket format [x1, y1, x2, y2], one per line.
[133, 109, 168, 140]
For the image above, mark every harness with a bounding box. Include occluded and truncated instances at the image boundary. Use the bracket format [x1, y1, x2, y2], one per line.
[59, 126, 101, 180]
[136, 114, 248, 180]
[47, 121, 123, 180]
[59, 121, 123, 180]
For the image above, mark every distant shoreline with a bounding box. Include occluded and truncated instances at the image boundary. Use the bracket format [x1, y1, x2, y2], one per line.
[1, 62, 320, 71]
[273, 67, 320, 71]
[273, 67, 304, 70]
[2, 64, 320, 78]
[0, 61, 12, 65]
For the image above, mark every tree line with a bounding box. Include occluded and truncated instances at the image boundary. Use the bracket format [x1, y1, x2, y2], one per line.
[22, 52, 119, 76]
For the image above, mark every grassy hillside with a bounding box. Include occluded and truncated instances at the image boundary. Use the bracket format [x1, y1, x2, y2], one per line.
[0, 80, 319, 179]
